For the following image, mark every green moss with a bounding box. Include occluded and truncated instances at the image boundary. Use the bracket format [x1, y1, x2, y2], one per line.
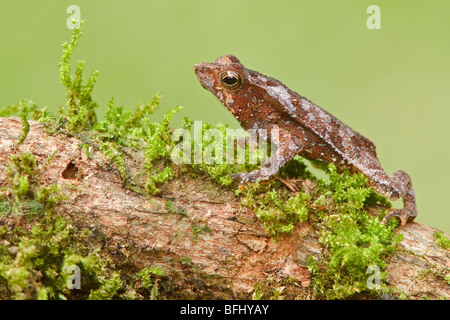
[7, 152, 38, 212]
[0, 151, 122, 299]
[96, 98, 181, 194]
[192, 221, 212, 242]
[88, 272, 123, 300]
[252, 277, 302, 300]
[241, 186, 310, 238]
[187, 120, 260, 187]
[57, 24, 181, 195]
[434, 231, 450, 249]
[0, 99, 53, 145]
[235, 158, 311, 239]
[146, 167, 174, 195]
[180, 257, 192, 266]
[134, 267, 164, 300]
[306, 164, 402, 299]
[165, 200, 187, 216]
[59, 22, 98, 133]
[0, 151, 170, 300]
[234, 159, 400, 299]
[190, 126, 401, 299]
[252, 282, 285, 300]
[252, 280, 286, 300]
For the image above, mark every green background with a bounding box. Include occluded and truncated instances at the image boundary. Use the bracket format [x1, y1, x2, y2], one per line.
[1, 1, 449, 233]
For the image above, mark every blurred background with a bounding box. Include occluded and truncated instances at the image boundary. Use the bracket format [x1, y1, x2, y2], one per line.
[1, 1, 449, 233]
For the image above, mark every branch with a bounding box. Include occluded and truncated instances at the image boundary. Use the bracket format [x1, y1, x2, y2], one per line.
[0, 117, 449, 299]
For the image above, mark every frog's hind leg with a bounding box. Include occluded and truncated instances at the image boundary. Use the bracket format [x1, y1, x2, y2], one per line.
[375, 170, 417, 226]
[353, 149, 417, 226]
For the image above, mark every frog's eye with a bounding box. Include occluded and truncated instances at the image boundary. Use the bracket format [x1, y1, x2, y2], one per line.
[220, 70, 242, 90]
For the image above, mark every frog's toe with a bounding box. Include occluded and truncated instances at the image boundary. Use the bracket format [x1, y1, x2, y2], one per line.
[230, 173, 243, 179]
[382, 209, 415, 226]
[231, 172, 263, 184]
[231, 173, 248, 184]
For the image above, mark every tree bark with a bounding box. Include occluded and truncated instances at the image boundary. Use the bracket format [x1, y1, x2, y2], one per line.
[0, 117, 449, 299]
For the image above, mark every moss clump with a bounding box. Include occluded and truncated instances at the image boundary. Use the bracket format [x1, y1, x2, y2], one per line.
[182, 120, 261, 187]
[0, 152, 119, 299]
[235, 159, 401, 299]
[185, 122, 403, 298]
[192, 221, 212, 242]
[0, 151, 167, 300]
[0, 99, 52, 145]
[6, 152, 38, 212]
[236, 178, 310, 238]
[59, 23, 98, 133]
[434, 231, 450, 250]
[93, 95, 181, 194]
[306, 164, 402, 299]
[134, 267, 164, 300]
[3, 23, 182, 198]
[57, 24, 181, 195]
[0, 24, 171, 300]
[252, 277, 295, 300]
[165, 200, 187, 216]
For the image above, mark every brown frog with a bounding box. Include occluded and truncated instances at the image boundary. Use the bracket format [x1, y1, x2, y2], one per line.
[194, 55, 417, 226]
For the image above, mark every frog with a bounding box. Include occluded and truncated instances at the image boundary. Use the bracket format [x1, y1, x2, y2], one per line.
[194, 55, 417, 226]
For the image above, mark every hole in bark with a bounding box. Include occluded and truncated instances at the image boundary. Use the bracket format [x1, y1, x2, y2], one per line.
[62, 161, 79, 179]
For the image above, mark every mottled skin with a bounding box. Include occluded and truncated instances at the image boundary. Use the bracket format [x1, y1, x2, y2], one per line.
[194, 55, 416, 226]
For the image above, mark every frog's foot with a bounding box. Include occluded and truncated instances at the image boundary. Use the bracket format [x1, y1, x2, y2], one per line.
[382, 208, 416, 226]
[231, 171, 268, 184]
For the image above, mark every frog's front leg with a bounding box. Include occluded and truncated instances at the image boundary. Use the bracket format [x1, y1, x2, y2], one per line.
[231, 128, 302, 184]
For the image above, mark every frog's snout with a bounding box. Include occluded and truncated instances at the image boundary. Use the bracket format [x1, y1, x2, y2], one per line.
[193, 63, 203, 74]
[194, 63, 211, 77]
[194, 63, 216, 91]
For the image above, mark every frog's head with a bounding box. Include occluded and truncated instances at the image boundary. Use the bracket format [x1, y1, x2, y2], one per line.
[194, 55, 248, 115]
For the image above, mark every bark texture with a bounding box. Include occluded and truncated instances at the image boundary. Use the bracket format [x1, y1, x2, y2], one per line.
[0, 117, 449, 299]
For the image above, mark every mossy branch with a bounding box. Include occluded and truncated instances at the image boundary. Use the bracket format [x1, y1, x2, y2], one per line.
[0, 117, 449, 300]
[0, 23, 448, 300]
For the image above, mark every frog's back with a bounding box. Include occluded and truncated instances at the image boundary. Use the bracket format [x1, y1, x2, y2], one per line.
[247, 68, 377, 165]
[297, 95, 376, 151]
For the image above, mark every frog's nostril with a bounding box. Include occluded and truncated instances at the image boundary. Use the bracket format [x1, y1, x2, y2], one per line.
[194, 63, 210, 76]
